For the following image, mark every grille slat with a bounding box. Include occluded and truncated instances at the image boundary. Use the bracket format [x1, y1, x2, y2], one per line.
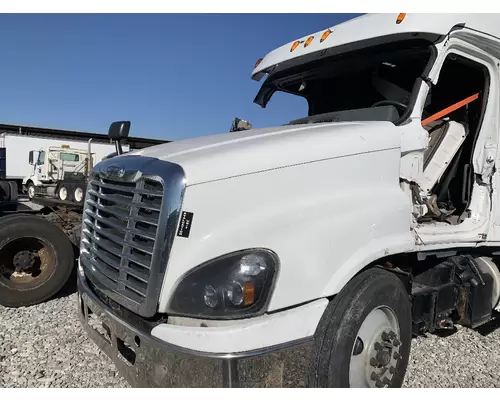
[131, 201, 161, 212]
[81, 171, 164, 314]
[82, 254, 120, 289]
[82, 229, 124, 259]
[82, 253, 120, 283]
[89, 241, 121, 270]
[127, 226, 156, 241]
[126, 252, 152, 270]
[123, 276, 148, 296]
[120, 264, 150, 284]
[87, 198, 130, 221]
[82, 221, 131, 251]
[85, 209, 128, 236]
[88, 189, 134, 207]
[90, 179, 163, 197]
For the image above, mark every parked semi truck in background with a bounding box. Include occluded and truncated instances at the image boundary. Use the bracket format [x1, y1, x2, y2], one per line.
[77, 13, 500, 388]
[0, 123, 164, 308]
[0, 128, 126, 202]
[24, 140, 128, 203]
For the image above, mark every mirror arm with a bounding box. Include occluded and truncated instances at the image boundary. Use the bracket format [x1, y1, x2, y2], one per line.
[114, 140, 123, 156]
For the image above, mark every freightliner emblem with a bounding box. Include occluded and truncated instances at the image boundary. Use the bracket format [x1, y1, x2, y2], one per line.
[106, 165, 126, 178]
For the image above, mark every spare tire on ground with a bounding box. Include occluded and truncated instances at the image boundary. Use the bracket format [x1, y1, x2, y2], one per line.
[0, 214, 75, 307]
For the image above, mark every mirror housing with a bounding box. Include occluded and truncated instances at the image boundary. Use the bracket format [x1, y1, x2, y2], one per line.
[108, 121, 131, 141]
[28, 150, 34, 165]
[108, 121, 131, 156]
[230, 118, 252, 132]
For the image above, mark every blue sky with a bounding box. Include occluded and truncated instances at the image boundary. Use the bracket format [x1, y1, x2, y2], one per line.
[0, 13, 361, 140]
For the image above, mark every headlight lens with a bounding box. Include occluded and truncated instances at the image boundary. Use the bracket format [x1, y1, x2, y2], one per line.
[167, 250, 278, 319]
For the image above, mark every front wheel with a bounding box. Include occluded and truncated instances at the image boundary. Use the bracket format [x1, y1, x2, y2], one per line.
[27, 182, 35, 199]
[308, 268, 412, 388]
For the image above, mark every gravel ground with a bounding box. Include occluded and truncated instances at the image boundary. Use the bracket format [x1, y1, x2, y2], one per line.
[1, 284, 500, 388]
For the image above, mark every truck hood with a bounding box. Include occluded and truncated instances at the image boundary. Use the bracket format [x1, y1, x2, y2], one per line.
[127, 121, 401, 185]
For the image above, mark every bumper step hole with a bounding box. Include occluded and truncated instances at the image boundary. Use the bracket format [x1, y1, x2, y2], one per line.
[134, 335, 141, 347]
[88, 312, 111, 344]
[102, 323, 112, 343]
[117, 337, 136, 366]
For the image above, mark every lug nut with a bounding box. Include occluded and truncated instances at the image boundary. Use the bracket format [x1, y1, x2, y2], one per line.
[370, 357, 378, 366]
[374, 342, 382, 350]
[381, 332, 389, 341]
[388, 331, 396, 339]
[370, 372, 378, 381]
[393, 338, 401, 346]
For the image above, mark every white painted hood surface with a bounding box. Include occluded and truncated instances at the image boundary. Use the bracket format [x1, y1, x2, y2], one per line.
[127, 121, 402, 185]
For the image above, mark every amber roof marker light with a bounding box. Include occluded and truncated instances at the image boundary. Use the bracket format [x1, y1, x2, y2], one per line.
[290, 40, 301, 52]
[320, 29, 332, 43]
[304, 36, 314, 48]
[396, 13, 406, 24]
[254, 58, 263, 68]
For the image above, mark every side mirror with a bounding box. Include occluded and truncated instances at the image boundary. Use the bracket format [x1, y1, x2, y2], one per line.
[108, 121, 131, 140]
[29, 150, 34, 165]
[108, 121, 131, 156]
[230, 118, 252, 132]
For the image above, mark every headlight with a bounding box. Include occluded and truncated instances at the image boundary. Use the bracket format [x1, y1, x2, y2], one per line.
[167, 249, 278, 319]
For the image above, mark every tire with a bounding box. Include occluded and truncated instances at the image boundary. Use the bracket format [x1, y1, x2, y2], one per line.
[308, 267, 412, 388]
[0, 181, 11, 201]
[0, 214, 75, 307]
[73, 184, 85, 204]
[57, 184, 69, 202]
[27, 182, 35, 199]
[8, 181, 18, 201]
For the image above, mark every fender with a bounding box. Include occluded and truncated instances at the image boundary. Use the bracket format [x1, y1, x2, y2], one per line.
[158, 145, 414, 313]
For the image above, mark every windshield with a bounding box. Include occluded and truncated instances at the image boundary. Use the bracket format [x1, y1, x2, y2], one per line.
[254, 38, 435, 125]
[36, 150, 45, 166]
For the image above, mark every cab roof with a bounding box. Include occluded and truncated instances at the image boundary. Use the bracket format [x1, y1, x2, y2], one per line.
[251, 13, 499, 81]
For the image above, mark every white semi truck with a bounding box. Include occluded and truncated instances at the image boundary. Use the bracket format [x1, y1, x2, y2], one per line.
[0, 131, 123, 201]
[23, 139, 127, 201]
[77, 13, 500, 388]
[23, 141, 129, 203]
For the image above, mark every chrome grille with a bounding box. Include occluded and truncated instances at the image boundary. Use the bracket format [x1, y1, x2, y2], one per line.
[79, 155, 186, 318]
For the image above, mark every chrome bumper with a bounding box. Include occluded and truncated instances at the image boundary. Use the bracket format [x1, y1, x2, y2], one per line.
[77, 273, 313, 388]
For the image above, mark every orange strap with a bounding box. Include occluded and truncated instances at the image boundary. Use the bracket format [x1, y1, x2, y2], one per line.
[421, 93, 480, 127]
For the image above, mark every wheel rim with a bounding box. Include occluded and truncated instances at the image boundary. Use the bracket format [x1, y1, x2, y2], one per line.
[28, 185, 35, 198]
[74, 187, 83, 202]
[0, 237, 56, 289]
[59, 187, 68, 201]
[349, 306, 401, 388]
